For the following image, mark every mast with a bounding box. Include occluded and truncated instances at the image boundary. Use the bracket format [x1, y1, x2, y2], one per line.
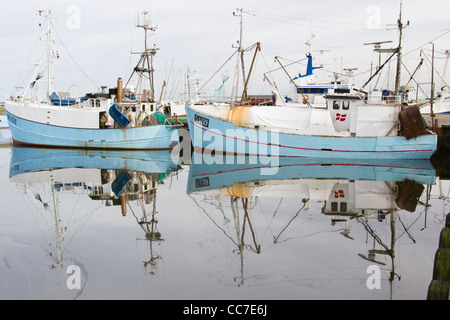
[234, 9, 246, 89]
[241, 42, 260, 103]
[126, 11, 159, 102]
[231, 9, 247, 109]
[394, 1, 409, 100]
[363, 3, 408, 99]
[51, 177, 64, 268]
[38, 10, 55, 101]
[431, 42, 435, 131]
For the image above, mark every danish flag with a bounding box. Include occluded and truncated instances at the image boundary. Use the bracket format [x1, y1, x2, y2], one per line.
[335, 113, 347, 122]
[334, 190, 345, 198]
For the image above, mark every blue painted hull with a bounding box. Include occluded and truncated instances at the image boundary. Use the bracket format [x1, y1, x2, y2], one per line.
[186, 107, 437, 159]
[9, 147, 182, 177]
[187, 152, 436, 194]
[7, 111, 179, 150]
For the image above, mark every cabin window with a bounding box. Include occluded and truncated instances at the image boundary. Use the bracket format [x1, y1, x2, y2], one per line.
[340, 202, 347, 212]
[90, 100, 95, 108]
[331, 202, 338, 212]
[142, 104, 146, 111]
[333, 101, 340, 110]
[151, 105, 154, 112]
[342, 101, 350, 110]
[95, 100, 100, 107]
[94, 186, 103, 195]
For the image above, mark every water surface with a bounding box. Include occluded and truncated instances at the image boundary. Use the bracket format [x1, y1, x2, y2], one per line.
[0, 140, 448, 300]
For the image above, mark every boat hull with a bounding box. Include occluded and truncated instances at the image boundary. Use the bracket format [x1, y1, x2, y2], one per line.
[6, 110, 180, 150]
[186, 106, 437, 159]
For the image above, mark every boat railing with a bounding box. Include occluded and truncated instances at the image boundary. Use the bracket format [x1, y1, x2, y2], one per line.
[284, 93, 317, 105]
[191, 96, 233, 104]
[366, 95, 403, 106]
[191, 95, 275, 106]
[11, 96, 41, 104]
[135, 93, 154, 102]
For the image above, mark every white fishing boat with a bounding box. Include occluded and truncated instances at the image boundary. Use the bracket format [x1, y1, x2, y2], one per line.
[398, 43, 450, 115]
[186, 8, 437, 160]
[270, 50, 355, 108]
[417, 87, 450, 115]
[5, 10, 181, 150]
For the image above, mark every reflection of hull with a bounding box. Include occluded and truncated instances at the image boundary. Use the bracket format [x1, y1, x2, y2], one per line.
[9, 147, 181, 181]
[187, 153, 436, 194]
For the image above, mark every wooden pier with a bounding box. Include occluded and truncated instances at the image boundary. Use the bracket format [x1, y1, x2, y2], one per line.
[425, 113, 450, 179]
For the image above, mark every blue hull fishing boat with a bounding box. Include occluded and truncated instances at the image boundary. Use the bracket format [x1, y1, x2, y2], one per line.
[7, 111, 178, 150]
[186, 8, 437, 160]
[5, 10, 181, 150]
[186, 103, 437, 159]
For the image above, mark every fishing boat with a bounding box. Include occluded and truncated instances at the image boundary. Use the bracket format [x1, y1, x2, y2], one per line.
[185, 9, 437, 160]
[416, 87, 450, 115]
[5, 10, 181, 150]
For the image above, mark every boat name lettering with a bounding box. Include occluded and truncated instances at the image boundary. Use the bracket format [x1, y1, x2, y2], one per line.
[7, 114, 17, 125]
[194, 114, 209, 128]
[195, 177, 210, 188]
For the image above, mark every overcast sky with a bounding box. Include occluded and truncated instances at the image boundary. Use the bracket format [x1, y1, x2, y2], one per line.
[1, 0, 449, 100]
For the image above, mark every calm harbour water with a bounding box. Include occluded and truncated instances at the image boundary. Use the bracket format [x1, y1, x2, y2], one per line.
[0, 129, 448, 300]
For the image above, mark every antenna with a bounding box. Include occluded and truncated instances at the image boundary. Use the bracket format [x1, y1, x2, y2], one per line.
[364, 41, 393, 50]
[364, 41, 393, 70]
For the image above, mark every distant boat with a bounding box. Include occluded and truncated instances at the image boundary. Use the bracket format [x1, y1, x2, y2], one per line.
[417, 87, 450, 115]
[275, 53, 355, 107]
[186, 10, 437, 160]
[5, 10, 182, 150]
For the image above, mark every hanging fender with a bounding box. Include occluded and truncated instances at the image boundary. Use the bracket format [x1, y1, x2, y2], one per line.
[303, 94, 309, 104]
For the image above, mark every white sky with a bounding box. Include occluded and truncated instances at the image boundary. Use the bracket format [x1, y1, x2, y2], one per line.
[1, 0, 449, 100]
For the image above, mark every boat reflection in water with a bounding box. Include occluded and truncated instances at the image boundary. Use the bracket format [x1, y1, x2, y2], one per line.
[187, 152, 437, 298]
[9, 147, 182, 289]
